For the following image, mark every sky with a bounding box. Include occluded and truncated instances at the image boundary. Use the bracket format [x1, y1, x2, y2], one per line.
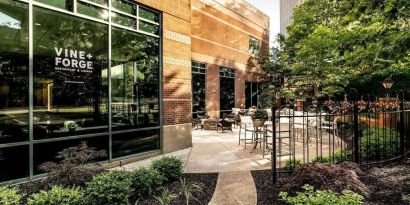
[246, 0, 280, 46]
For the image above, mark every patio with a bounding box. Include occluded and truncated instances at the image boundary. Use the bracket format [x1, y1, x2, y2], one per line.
[118, 123, 342, 173]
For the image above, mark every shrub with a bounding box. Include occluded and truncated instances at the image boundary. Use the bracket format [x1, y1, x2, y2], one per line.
[250, 109, 269, 120]
[86, 171, 132, 205]
[279, 184, 364, 205]
[281, 162, 370, 198]
[151, 156, 183, 183]
[0, 187, 21, 205]
[360, 127, 400, 160]
[129, 167, 164, 201]
[312, 150, 352, 164]
[403, 175, 410, 203]
[27, 186, 85, 205]
[284, 158, 302, 170]
[19, 142, 107, 197]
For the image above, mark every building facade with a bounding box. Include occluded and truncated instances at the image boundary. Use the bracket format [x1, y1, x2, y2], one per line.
[279, 0, 303, 37]
[0, 0, 268, 184]
[191, 0, 270, 118]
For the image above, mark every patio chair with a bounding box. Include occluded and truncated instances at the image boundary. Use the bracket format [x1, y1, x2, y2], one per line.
[316, 116, 341, 146]
[217, 119, 233, 133]
[238, 116, 255, 149]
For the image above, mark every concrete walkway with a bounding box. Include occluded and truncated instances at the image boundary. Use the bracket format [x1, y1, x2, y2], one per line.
[113, 127, 266, 204]
[209, 171, 257, 205]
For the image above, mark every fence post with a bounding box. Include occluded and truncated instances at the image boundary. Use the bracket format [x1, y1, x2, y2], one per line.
[353, 102, 360, 163]
[400, 98, 405, 155]
[271, 104, 277, 184]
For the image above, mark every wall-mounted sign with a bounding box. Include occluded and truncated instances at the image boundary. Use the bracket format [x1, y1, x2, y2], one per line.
[54, 47, 94, 73]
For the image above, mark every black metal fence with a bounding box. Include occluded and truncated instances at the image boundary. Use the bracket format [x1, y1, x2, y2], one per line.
[270, 100, 410, 183]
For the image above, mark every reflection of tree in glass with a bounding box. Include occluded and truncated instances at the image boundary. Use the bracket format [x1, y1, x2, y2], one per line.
[33, 7, 108, 117]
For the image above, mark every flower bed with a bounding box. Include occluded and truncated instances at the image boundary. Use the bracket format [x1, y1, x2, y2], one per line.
[252, 158, 410, 205]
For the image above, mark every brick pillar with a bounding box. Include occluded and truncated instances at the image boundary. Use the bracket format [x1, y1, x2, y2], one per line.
[206, 64, 220, 118]
[235, 70, 245, 108]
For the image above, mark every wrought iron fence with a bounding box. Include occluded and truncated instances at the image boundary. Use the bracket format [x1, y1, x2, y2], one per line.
[270, 99, 410, 183]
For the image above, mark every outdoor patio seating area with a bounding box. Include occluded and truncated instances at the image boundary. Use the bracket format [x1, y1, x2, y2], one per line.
[189, 108, 344, 171]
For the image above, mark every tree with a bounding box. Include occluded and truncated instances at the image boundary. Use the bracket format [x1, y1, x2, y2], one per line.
[279, 0, 410, 98]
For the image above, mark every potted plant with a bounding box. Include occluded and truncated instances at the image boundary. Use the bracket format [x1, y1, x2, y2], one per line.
[251, 109, 269, 127]
[64, 121, 79, 134]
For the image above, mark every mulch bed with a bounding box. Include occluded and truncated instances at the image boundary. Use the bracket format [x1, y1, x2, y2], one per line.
[139, 173, 218, 205]
[251, 158, 410, 205]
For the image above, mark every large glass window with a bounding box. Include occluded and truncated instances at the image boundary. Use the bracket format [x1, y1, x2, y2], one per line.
[0, 0, 29, 144]
[0, 145, 29, 181]
[0, 0, 161, 184]
[245, 82, 259, 108]
[33, 6, 109, 139]
[112, 130, 159, 158]
[111, 27, 160, 130]
[192, 61, 206, 116]
[220, 67, 235, 116]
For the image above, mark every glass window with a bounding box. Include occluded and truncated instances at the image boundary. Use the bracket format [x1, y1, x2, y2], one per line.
[77, 1, 109, 21]
[0, 0, 29, 144]
[111, 27, 160, 130]
[112, 129, 159, 158]
[112, 0, 136, 15]
[35, 0, 73, 10]
[245, 82, 259, 108]
[139, 20, 159, 35]
[249, 36, 260, 55]
[219, 67, 235, 116]
[192, 61, 206, 114]
[33, 6, 109, 140]
[0, 145, 29, 181]
[112, 12, 136, 29]
[138, 7, 159, 22]
[33, 135, 108, 174]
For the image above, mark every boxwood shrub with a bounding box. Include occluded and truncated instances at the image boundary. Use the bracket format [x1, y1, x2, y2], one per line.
[86, 171, 132, 205]
[151, 156, 183, 183]
[27, 186, 84, 205]
[129, 167, 164, 201]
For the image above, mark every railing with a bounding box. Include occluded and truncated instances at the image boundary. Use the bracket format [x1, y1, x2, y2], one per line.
[270, 100, 410, 183]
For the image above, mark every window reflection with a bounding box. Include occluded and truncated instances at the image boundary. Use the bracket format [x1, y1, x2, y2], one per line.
[220, 67, 235, 116]
[111, 27, 160, 130]
[33, 7, 108, 139]
[245, 82, 259, 108]
[192, 61, 206, 115]
[0, 0, 29, 144]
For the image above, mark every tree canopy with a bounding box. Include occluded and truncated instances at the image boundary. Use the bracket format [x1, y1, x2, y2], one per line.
[267, 0, 410, 99]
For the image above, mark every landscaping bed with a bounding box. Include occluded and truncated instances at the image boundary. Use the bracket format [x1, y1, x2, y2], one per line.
[252, 158, 410, 205]
[138, 173, 218, 205]
[0, 143, 218, 205]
